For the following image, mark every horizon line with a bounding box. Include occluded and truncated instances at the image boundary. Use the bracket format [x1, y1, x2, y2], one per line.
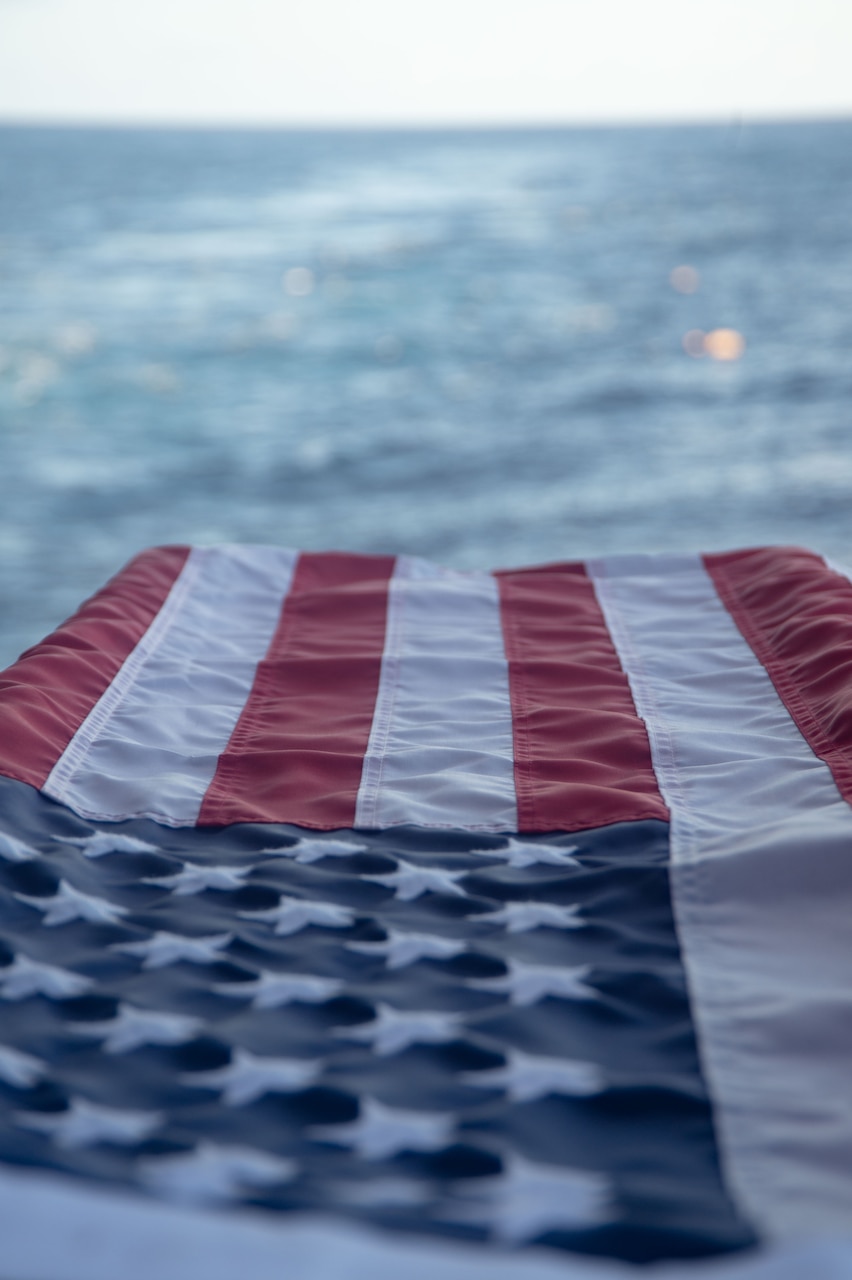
[1, 107, 851, 133]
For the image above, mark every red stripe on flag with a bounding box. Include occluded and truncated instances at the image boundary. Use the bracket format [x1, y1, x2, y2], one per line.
[199, 552, 395, 829]
[496, 562, 669, 832]
[705, 546, 852, 805]
[0, 545, 191, 791]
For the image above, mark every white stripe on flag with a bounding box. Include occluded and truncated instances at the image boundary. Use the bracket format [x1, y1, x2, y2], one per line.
[589, 553, 852, 1240]
[5, 1164, 851, 1280]
[44, 545, 298, 826]
[355, 557, 517, 831]
[0, 1161, 700, 1280]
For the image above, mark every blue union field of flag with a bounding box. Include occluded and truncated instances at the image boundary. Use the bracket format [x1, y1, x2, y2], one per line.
[0, 545, 851, 1279]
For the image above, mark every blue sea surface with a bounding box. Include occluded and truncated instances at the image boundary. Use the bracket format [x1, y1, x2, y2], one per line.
[0, 121, 851, 666]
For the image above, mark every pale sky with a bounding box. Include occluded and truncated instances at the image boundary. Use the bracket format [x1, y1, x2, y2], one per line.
[1, 0, 851, 126]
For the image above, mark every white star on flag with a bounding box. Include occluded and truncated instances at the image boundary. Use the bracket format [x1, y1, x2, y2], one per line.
[259, 837, 367, 865]
[15, 1098, 162, 1149]
[140, 1142, 295, 1204]
[334, 1177, 431, 1209]
[117, 931, 233, 969]
[343, 1002, 465, 1056]
[0, 1043, 44, 1088]
[71, 1003, 204, 1054]
[443, 1154, 610, 1242]
[464, 1048, 603, 1101]
[240, 895, 354, 936]
[55, 833, 160, 859]
[0, 831, 37, 862]
[312, 1096, 454, 1159]
[144, 863, 250, 896]
[347, 928, 466, 969]
[215, 971, 342, 1008]
[16, 880, 129, 927]
[468, 959, 596, 1006]
[0, 954, 91, 1000]
[469, 839, 581, 869]
[185, 1046, 322, 1105]
[365, 860, 468, 901]
[478, 901, 584, 933]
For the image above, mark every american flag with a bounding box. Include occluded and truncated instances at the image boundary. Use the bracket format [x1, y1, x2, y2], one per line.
[0, 545, 850, 1279]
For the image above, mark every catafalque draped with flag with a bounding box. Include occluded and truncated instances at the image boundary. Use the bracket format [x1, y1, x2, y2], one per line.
[0, 544, 850, 1279]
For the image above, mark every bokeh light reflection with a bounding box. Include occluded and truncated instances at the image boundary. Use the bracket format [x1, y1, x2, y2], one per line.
[704, 328, 746, 361]
[682, 328, 746, 361]
[670, 265, 700, 294]
[283, 267, 315, 297]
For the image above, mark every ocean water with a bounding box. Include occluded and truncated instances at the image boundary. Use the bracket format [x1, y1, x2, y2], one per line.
[1, 120, 851, 667]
